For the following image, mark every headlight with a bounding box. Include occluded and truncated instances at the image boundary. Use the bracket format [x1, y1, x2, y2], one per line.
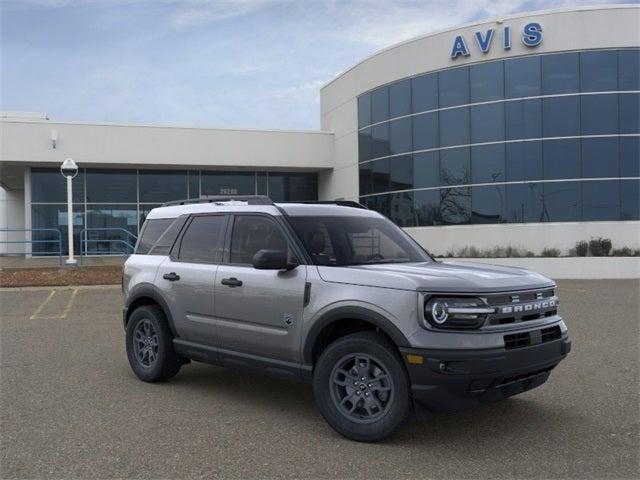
[423, 296, 494, 329]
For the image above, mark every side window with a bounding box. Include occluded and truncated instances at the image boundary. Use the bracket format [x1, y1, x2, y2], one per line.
[136, 218, 173, 254]
[230, 216, 289, 264]
[178, 215, 226, 263]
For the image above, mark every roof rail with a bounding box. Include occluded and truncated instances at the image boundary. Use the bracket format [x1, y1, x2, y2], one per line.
[161, 195, 275, 207]
[294, 200, 369, 210]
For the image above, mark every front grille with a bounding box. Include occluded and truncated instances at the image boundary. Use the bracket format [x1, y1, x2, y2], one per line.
[504, 325, 562, 350]
[485, 288, 558, 327]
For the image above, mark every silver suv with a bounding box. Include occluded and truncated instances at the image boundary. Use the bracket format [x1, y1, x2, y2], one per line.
[122, 196, 571, 442]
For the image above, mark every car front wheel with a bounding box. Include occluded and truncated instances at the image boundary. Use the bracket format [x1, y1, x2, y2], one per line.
[313, 331, 413, 442]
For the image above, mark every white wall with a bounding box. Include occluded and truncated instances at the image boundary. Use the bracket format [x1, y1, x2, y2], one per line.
[406, 221, 640, 257]
[0, 186, 25, 254]
[0, 120, 334, 171]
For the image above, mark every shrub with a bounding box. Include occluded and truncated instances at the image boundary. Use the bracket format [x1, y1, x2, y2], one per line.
[589, 237, 612, 257]
[541, 247, 561, 257]
[575, 241, 589, 257]
[611, 247, 640, 257]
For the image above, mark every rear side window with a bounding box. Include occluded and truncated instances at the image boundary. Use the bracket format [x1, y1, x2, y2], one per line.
[178, 215, 226, 263]
[136, 219, 173, 254]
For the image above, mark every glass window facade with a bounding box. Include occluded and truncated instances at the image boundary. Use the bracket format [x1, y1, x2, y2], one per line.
[31, 168, 317, 255]
[357, 48, 640, 227]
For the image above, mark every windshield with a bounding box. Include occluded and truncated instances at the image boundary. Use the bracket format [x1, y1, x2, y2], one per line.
[288, 215, 433, 266]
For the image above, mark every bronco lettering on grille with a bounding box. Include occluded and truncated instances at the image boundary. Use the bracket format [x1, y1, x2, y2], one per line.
[500, 299, 556, 314]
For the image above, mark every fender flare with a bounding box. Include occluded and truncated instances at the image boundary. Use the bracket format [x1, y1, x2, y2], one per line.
[124, 283, 178, 337]
[302, 306, 411, 365]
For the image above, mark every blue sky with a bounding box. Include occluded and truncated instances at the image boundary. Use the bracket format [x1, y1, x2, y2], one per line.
[0, 0, 627, 130]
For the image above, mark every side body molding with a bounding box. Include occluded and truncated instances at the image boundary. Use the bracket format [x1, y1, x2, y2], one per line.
[302, 306, 411, 365]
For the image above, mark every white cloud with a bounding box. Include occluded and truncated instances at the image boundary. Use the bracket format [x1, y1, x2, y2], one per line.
[170, 0, 281, 29]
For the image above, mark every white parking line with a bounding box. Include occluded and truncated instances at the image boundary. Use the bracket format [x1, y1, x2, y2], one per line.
[29, 288, 79, 320]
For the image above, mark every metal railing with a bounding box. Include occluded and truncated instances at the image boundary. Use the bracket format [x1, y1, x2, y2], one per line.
[79, 228, 137, 260]
[0, 228, 63, 264]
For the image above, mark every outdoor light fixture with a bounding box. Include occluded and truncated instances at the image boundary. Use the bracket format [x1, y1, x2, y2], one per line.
[51, 130, 58, 149]
[60, 158, 78, 265]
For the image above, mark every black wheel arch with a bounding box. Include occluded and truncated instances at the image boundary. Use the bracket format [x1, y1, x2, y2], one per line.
[124, 283, 178, 337]
[303, 306, 411, 365]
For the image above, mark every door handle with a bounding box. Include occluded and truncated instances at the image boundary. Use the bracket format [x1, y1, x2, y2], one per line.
[163, 272, 180, 282]
[221, 277, 243, 287]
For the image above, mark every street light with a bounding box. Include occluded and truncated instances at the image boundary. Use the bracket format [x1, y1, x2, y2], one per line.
[60, 158, 78, 265]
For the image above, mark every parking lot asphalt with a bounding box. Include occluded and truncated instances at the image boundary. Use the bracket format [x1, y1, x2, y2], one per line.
[1, 280, 638, 479]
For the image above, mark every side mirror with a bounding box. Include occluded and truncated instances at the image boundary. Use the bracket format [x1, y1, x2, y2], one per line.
[252, 249, 296, 270]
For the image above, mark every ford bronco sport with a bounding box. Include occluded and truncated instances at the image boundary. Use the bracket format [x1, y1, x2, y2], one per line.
[122, 195, 571, 442]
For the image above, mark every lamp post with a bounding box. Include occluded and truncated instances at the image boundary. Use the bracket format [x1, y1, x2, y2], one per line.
[60, 158, 78, 265]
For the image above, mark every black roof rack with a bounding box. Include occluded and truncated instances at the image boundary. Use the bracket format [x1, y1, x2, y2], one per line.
[161, 195, 275, 207]
[292, 200, 369, 210]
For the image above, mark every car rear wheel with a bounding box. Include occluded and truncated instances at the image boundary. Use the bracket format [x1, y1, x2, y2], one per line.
[313, 331, 413, 442]
[126, 305, 180, 382]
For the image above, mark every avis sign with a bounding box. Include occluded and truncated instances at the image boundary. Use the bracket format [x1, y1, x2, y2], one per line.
[450, 22, 543, 59]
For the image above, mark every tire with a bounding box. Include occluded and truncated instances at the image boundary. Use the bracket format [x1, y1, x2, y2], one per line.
[126, 305, 181, 382]
[313, 331, 413, 442]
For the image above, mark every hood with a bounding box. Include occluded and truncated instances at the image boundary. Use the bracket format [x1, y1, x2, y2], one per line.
[316, 260, 554, 293]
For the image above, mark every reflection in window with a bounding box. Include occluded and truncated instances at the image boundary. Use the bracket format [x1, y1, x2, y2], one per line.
[411, 73, 438, 113]
[621, 180, 640, 220]
[359, 128, 372, 162]
[372, 158, 391, 194]
[471, 144, 505, 184]
[620, 92, 640, 134]
[543, 96, 580, 137]
[86, 205, 138, 254]
[470, 103, 505, 143]
[543, 182, 581, 222]
[506, 142, 543, 182]
[505, 99, 541, 140]
[179, 215, 226, 263]
[371, 86, 389, 123]
[618, 49, 640, 91]
[582, 138, 619, 178]
[414, 189, 440, 226]
[359, 163, 373, 196]
[470, 61, 504, 102]
[506, 183, 543, 223]
[582, 180, 620, 221]
[188, 171, 199, 199]
[543, 139, 580, 180]
[440, 148, 470, 186]
[390, 155, 413, 192]
[358, 94, 371, 128]
[505, 56, 541, 98]
[201, 172, 255, 196]
[541, 53, 579, 94]
[139, 205, 161, 228]
[581, 50, 618, 92]
[86, 169, 136, 203]
[389, 79, 411, 118]
[412, 112, 438, 151]
[620, 137, 640, 177]
[267, 173, 317, 202]
[440, 187, 471, 225]
[389, 191, 415, 227]
[472, 185, 505, 224]
[581, 94, 619, 135]
[139, 170, 187, 203]
[413, 152, 439, 189]
[439, 107, 469, 147]
[371, 123, 390, 158]
[389, 117, 412, 155]
[230, 216, 288, 264]
[439, 67, 469, 107]
[31, 204, 84, 255]
[31, 168, 85, 203]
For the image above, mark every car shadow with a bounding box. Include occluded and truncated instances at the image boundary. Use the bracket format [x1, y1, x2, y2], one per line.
[155, 362, 578, 445]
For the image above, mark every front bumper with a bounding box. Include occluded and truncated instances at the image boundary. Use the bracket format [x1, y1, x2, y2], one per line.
[400, 333, 571, 412]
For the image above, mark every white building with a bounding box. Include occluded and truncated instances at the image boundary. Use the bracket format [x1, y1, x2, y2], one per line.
[1, 5, 638, 257]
